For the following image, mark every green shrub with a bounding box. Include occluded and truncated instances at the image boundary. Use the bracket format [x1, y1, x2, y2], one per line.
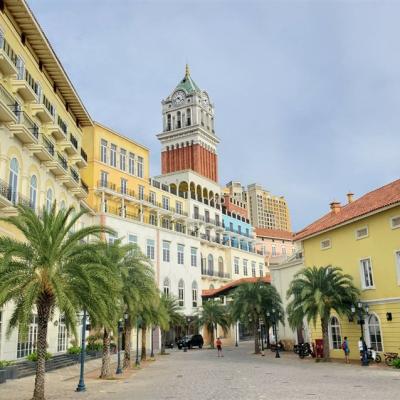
[86, 342, 102, 352]
[391, 358, 400, 369]
[67, 346, 81, 355]
[0, 360, 14, 368]
[26, 352, 52, 362]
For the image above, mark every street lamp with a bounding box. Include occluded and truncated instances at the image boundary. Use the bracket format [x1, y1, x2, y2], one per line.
[235, 321, 239, 347]
[150, 326, 155, 359]
[76, 310, 87, 392]
[135, 316, 141, 368]
[271, 308, 280, 359]
[351, 302, 369, 366]
[116, 318, 123, 374]
[184, 317, 191, 353]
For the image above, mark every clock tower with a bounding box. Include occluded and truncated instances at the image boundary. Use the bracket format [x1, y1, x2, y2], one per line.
[157, 65, 220, 182]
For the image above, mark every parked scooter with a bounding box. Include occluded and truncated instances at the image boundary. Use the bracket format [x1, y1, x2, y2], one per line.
[294, 342, 313, 359]
[367, 347, 381, 363]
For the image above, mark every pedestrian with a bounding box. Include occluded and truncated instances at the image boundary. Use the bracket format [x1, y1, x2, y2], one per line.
[341, 336, 350, 364]
[216, 337, 223, 357]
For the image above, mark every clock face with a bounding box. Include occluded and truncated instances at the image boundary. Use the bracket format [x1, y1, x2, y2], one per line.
[172, 91, 185, 106]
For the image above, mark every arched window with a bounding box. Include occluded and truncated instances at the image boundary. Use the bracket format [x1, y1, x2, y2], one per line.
[9, 157, 19, 204]
[192, 281, 198, 307]
[208, 254, 214, 275]
[29, 175, 37, 210]
[163, 277, 170, 296]
[178, 279, 184, 307]
[167, 114, 171, 131]
[177, 111, 182, 129]
[367, 314, 383, 351]
[218, 257, 224, 276]
[46, 188, 53, 212]
[329, 316, 342, 349]
[186, 108, 191, 126]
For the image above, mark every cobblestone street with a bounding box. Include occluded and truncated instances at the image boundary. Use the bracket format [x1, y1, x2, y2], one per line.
[1, 341, 400, 400]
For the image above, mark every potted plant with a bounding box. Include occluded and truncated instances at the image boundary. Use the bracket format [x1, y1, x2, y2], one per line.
[67, 345, 81, 361]
[2, 361, 17, 380]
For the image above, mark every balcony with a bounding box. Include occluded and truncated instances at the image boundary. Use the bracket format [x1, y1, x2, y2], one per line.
[10, 77, 37, 102]
[0, 38, 18, 76]
[28, 134, 55, 162]
[59, 132, 78, 155]
[0, 178, 32, 211]
[9, 112, 39, 144]
[200, 266, 231, 280]
[63, 166, 81, 189]
[0, 84, 18, 123]
[47, 118, 67, 141]
[31, 98, 54, 123]
[47, 151, 68, 177]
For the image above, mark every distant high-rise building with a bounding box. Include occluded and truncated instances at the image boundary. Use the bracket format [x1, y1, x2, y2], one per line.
[246, 183, 291, 231]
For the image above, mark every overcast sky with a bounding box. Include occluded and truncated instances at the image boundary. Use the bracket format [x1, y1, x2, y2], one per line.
[28, 0, 400, 231]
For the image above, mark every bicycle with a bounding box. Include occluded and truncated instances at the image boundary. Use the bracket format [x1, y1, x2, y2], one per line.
[384, 351, 399, 366]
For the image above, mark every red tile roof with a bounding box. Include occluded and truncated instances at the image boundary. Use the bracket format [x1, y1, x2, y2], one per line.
[255, 228, 295, 240]
[295, 179, 400, 241]
[202, 276, 271, 298]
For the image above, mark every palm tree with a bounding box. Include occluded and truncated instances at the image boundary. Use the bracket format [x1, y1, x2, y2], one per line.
[0, 203, 116, 400]
[159, 294, 184, 355]
[197, 300, 229, 348]
[230, 280, 283, 354]
[286, 266, 359, 360]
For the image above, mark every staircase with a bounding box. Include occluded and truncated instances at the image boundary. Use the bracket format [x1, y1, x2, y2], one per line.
[15, 352, 101, 379]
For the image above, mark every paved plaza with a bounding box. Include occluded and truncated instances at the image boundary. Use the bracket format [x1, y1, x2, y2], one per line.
[1, 341, 399, 400]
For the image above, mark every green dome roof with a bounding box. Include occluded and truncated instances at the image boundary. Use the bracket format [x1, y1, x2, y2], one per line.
[174, 64, 201, 94]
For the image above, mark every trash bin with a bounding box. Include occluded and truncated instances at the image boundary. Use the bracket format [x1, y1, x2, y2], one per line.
[315, 339, 324, 358]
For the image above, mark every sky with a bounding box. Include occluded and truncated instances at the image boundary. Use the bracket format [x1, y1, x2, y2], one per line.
[28, 0, 400, 231]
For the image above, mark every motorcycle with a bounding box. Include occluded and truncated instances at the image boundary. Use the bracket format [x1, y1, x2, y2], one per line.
[366, 347, 382, 363]
[294, 342, 313, 359]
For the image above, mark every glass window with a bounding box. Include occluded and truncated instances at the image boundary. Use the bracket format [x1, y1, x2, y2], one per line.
[218, 257, 224, 276]
[167, 114, 171, 131]
[163, 241, 170, 262]
[120, 148, 126, 171]
[129, 152, 135, 175]
[329, 316, 342, 350]
[17, 315, 38, 358]
[57, 315, 67, 352]
[177, 244, 184, 265]
[251, 261, 256, 277]
[120, 178, 127, 195]
[272, 245, 276, 256]
[176, 201, 183, 215]
[192, 281, 198, 307]
[207, 254, 214, 275]
[100, 139, 107, 163]
[29, 175, 37, 210]
[108, 234, 116, 244]
[396, 251, 400, 284]
[147, 239, 155, 260]
[128, 234, 137, 244]
[243, 259, 248, 276]
[137, 156, 144, 178]
[178, 280, 184, 307]
[360, 258, 374, 288]
[149, 213, 157, 226]
[234, 257, 239, 274]
[149, 191, 156, 205]
[9, 157, 19, 204]
[368, 314, 383, 351]
[259, 263, 264, 277]
[191, 247, 197, 267]
[163, 277, 170, 296]
[110, 143, 117, 167]
[138, 185, 144, 200]
[162, 196, 169, 210]
[177, 111, 182, 128]
[46, 188, 53, 212]
[100, 171, 108, 187]
[186, 108, 191, 126]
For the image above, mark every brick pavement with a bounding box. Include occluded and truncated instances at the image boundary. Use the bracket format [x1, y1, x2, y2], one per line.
[1, 342, 399, 400]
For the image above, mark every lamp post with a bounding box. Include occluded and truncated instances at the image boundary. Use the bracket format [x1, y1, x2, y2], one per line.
[184, 317, 191, 352]
[235, 321, 239, 347]
[135, 316, 141, 368]
[260, 319, 264, 352]
[76, 310, 87, 392]
[351, 302, 369, 366]
[271, 308, 280, 358]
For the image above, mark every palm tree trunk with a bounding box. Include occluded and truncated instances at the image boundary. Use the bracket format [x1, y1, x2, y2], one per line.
[321, 317, 330, 360]
[99, 328, 112, 379]
[160, 330, 166, 355]
[254, 322, 260, 354]
[141, 324, 147, 361]
[210, 324, 215, 349]
[123, 319, 132, 369]
[32, 295, 52, 400]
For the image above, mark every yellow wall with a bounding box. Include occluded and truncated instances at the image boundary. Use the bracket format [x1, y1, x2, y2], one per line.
[302, 205, 400, 358]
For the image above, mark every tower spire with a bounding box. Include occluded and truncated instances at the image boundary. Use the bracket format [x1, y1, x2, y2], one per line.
[185, 63, 190, 77]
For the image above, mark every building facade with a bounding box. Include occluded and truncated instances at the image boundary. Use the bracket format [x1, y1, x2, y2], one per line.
[295, 181, 400, 359]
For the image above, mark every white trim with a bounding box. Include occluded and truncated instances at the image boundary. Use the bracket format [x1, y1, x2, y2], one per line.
[364, 297, 400, 305]
[328, 316, 342, 350]
[359, 257, 375, 290]
[391, 215, 400, 230]
[365, 312, 384, 352]
[355, 226, 369, 240]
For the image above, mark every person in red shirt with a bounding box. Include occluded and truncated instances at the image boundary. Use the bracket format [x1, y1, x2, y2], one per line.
[216, 337, 223, 357]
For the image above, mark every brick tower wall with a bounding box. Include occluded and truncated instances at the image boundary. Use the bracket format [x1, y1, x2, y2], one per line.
[161, 144, 218, 182]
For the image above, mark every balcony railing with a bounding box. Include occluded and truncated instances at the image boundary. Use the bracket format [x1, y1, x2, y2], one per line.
[80, 148, 88, 162]
[70, 133, 78, 149]
[57, 115, 68, 135]
[42, 135, 55, 156]
[18, 111, 39, 139]
[0, 84, 18, 116]
[97, 180, 116, 191]
[201, 266, 231, 279]
[0, 178, 32, 208]
[0, 37, 17, 66]
[42, 94, 55, 118]
[57, 152, 68, 170]
[70, 167, 80, 183]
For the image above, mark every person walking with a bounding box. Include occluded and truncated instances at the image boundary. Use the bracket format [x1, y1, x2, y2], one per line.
[216, 337, 223, 357]
[342, 336, 350, 364]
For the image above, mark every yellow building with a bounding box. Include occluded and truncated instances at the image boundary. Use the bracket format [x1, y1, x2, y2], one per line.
[295, 180, 400, 359]
[81, 122, 190, 233]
